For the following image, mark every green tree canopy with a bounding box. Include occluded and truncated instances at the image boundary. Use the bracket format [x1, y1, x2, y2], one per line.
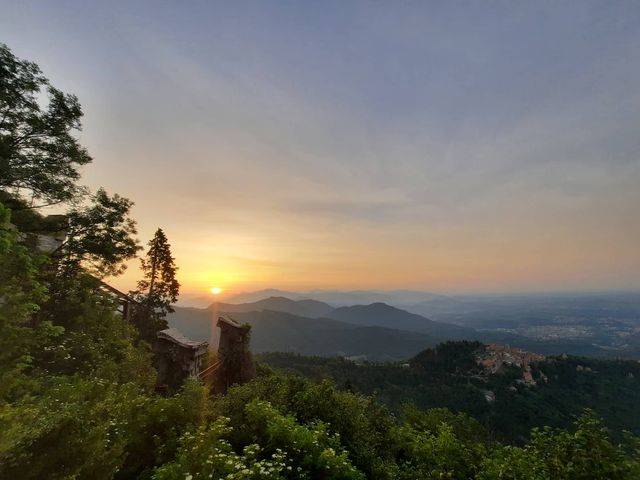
[0, 43, 91, 206]
[52, 188, 140, 277]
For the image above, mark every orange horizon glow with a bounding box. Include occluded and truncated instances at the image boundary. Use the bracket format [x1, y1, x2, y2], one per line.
[25, 2, 638, 299]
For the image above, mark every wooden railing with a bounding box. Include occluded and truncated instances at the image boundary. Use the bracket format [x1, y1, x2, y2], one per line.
[96, 279, 139, 321]
[198, 359, 223, 380]
[97, 279, 138, 304]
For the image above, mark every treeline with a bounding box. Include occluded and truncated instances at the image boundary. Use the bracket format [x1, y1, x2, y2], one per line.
[2, 43, 640, 479]
[258, 342, 640, 443]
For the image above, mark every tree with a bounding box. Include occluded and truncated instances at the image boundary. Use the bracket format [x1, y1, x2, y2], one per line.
[0, 201, 56, 399]
[0, 43, 92, 206]
[478, 412, 640, 480]
[0, 44, 140, 280]
[51, 188, 140, 277]
[133, 228, 180, 318]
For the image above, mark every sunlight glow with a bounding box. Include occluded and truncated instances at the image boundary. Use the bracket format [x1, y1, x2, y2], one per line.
[210, 287, 222, 295]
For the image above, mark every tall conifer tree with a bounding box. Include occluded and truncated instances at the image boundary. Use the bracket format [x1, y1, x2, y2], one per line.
[133, 228, 179, 318]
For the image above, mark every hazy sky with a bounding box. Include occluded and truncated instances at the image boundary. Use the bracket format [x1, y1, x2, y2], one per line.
[3, 1, 640, 299]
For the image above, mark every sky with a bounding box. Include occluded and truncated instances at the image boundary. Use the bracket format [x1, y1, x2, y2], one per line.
[2, 1, 640, 301]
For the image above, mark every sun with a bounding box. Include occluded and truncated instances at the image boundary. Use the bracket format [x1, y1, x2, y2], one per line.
[210, 287, 222, 295]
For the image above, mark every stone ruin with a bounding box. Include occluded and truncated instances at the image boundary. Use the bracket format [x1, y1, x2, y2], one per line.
[212, 315, 256, 393]
[155, 327, 208, 390]
[154, 315, 255, 393]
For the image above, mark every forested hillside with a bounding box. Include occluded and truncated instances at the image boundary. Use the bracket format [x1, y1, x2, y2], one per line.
[259, 342, 640, 443]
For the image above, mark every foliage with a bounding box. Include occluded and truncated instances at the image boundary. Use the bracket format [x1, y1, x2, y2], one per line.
[259, 344, 640, 443]
[129, 228, 180, 341]
[396, 422, 486, 480]
[155, 400, 364, 480]
[410, 340, 485, 374]
[0, 201, 56, 399]
[135, 228, 180, 314]
[211, 374, 403, 479]
[0, 377, 208, 480]
[54, 188, 140, 277]
[1, 44, 139, 279]
[153, 417, 292, 480]
[0, 190, 67, 233]
[0, 201, 194, 480]
[478, 413, 640, 479]
[0, 43, 91, 205]
[152, 373, 640, 480]
[402, 405, 489, 445]
[33, 275, 155, 386]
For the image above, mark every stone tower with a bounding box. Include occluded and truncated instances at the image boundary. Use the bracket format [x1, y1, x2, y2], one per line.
[155, 327, 208, 391]
[214, 315, 256, 392]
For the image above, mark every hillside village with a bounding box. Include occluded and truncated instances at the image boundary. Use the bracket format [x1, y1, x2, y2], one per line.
[476, 344, 546, 385]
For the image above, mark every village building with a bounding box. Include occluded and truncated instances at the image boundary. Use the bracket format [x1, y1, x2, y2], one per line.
[477, 344, 545, 386]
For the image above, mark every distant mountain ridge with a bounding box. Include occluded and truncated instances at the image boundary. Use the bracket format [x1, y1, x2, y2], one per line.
[207, 296, 469, 337]
[167, 305, 439, 360]
[166, 295, 632, 360]
[224, 289, 304, 304]
[224, 289, 447, 307]
[326, 302, 473, 338]
[167, 296, 462, 360]
[208, 296, 334, 319]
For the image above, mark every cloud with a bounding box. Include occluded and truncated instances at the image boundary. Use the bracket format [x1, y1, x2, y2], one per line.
[3, 1, 640, 291]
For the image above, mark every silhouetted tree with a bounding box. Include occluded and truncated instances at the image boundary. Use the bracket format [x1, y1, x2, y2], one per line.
[0, 44, 140, 279]
[0, 43, 91, 206]
[51, 188, 140, 277]
[133, 228, 179, 318]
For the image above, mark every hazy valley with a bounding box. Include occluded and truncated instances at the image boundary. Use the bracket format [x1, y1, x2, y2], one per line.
[169, 291, 640, 360]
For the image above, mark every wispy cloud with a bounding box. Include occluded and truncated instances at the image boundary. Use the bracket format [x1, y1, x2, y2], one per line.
[3, 1, 640, 292]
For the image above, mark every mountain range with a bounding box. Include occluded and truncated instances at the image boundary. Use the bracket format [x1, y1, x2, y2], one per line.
[221, 289, 447, 307]
[208, 296, 334, 318]
[189, 290, 640, 356]
[166, 295, 634, 360]
[168, 298, 450, 360]
[168, 311, 440, 361]
[325, 302, 471, 338]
